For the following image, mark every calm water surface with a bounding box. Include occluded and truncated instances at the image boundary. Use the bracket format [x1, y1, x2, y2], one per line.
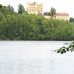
[0, 41, 74, 74]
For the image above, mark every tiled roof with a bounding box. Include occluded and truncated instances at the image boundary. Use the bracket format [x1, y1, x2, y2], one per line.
[54, 13, 69, 16]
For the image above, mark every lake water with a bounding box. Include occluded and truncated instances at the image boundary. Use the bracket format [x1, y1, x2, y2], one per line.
[0, 41, 74, 74]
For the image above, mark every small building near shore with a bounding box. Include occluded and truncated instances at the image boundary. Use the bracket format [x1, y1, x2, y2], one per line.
[44, 13, 69, 22]
[54, 13, 69, 21]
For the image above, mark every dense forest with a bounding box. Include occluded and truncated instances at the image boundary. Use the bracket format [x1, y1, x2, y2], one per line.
[0, 4, 74, 40]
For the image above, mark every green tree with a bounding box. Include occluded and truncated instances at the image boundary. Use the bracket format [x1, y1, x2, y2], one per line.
[69, 17, 74, 22]
[7, 5, 14, 13]
[1, 4, 74, 40]
[18, 4, 25, 14]
[50, 7, 56, 18]
[43, 12, 51, 16]
[55, 42, 74, 54]
[0, 4, 2, 9]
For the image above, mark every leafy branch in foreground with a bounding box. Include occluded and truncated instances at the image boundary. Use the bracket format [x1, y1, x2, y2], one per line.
[55, 42, 74, 54]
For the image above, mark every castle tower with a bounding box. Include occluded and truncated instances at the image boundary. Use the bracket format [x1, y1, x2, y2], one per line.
[27, 2, 43, 15]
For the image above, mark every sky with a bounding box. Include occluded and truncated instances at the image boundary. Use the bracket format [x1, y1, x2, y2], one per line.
[0, 0, 74, 17]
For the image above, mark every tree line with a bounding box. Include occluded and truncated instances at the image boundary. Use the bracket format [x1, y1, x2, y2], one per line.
[0, 4, 74, 40]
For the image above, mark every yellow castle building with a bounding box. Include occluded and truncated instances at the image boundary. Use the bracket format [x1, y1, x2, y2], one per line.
[27, 2, 69, 21]
[27, 2, 43, 15]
